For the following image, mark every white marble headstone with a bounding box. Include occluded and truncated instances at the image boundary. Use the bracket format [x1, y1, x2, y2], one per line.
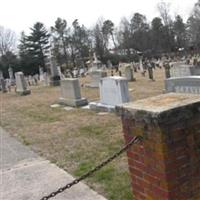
[100, 76, 129, 106]
[15, 72, 31, 95]
[15, 72, 28, 91]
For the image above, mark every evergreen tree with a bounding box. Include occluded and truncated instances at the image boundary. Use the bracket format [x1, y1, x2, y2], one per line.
[18, 32, 34, 74]
[27, 22, 50, 71]
[0, 51, 19, 77]
[187, 0, 200, 49]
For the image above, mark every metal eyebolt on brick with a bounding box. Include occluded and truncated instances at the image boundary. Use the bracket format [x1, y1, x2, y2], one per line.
[40, 135, 143, 200]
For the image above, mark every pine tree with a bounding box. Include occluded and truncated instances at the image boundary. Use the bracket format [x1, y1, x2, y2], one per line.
[27, 22, 50, 71]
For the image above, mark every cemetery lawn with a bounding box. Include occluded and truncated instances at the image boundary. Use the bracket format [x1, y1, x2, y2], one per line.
[1, 69, 165, 200]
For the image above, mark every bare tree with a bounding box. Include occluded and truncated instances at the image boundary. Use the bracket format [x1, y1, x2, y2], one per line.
[0, 26, 16, 56]
[157, 1, 172, 26]
[193, 0, 200, 19]
[187, 0, 200, 48]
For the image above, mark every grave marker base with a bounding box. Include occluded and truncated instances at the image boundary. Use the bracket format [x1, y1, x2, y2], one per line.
[59, 97, 88, 107]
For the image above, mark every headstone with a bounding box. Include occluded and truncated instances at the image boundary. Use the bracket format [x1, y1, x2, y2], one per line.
[43, 72, 49, 86]
[49, 57, 60, 86]
[86, 70, 107, 88]
[28, 75, 32, 86]
[89, 53, 102, 71]
[57, 66, 65, 80]
[170, 64, 192, 77]
[39, 66, 44, 81]
[33, 75, 38, 85]
[8, 67, 15, 84]
[0, 70, 3, 79]
[59, 78, 88, 107]
[191, 65, 200, 75]
[89, 76, 129, 112]
[5, 79, 11, 92]
[124, 66, 135, 81]
[79, 68, 85, 77]
[165, 76, 200, 94]
[107, 60, 112, 68]
[139, 56, 144, 74]
[147, 62, 155, 81]
[0, 78, 7, 93]
[15, 72, 31, 95]
[163, 62, 171, 78]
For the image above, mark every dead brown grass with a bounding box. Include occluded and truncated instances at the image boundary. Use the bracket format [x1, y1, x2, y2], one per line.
[0, 68, 165, 200]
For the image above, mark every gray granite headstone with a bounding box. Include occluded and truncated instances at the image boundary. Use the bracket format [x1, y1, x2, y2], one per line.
[191, 66, 200, 76]
[86, 70, 107, 88]
[15, 72, 31, 95]
[49, 57, 60, 86]
[39, 66, 44, 81]
[170, 65, 192, 77]
[124, 66, 135, 81]
[165, 76, 200, 94]
[43, 72, 49, 86]
[59, 78, 88, 107]
[0, 70, 3, 79]
[8, 67, 15, 84]
[139, 56, 144, 73]
[170, 64, 200, 77]
[0, 78, 7, 93]
[90, 53, 102, 71]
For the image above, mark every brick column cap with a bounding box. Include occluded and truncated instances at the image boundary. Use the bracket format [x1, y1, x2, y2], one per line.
[116, 93, 200, 125]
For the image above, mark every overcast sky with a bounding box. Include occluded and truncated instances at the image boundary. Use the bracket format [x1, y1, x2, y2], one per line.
[0, 0, 197, 34]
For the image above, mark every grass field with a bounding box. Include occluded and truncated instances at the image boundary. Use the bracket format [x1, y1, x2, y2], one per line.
[1, 68, 165, 200]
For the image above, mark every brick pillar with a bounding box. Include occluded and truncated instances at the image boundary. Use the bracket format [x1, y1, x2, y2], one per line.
[117, 93, 200, 200]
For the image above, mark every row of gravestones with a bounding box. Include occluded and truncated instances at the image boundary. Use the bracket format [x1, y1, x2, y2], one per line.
[12, 69, 131, 112]
[0, 71, 49, 94]
[165, 61, 200, 94]
[59, 76, 129, 112]
[87, 66, 135, 88]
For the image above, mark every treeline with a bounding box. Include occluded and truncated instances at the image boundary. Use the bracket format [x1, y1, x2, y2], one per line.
[0, 0, 200, 76]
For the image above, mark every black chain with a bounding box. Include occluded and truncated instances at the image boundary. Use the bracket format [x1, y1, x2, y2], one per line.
[40, 135, 143, 200]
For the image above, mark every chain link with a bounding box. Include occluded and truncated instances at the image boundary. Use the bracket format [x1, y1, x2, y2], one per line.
[40, 135, 143, 200]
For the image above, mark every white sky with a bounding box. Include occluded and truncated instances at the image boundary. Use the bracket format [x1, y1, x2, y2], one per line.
[0, 0, 197, 34]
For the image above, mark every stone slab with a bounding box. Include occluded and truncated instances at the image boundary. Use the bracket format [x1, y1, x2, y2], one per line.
[63, 106, 74, 111]
[170, 64, 200, 77]
[116, 93, 200, 115]
[170, 64, 193, 77]
[59, 97, 88, 107]
[50, 104, 61, 108]
[16, 90, 31, 96]
[165, 76, 200, 94]
[0, 127, 107, 200]
[89, 102, 116, 112]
